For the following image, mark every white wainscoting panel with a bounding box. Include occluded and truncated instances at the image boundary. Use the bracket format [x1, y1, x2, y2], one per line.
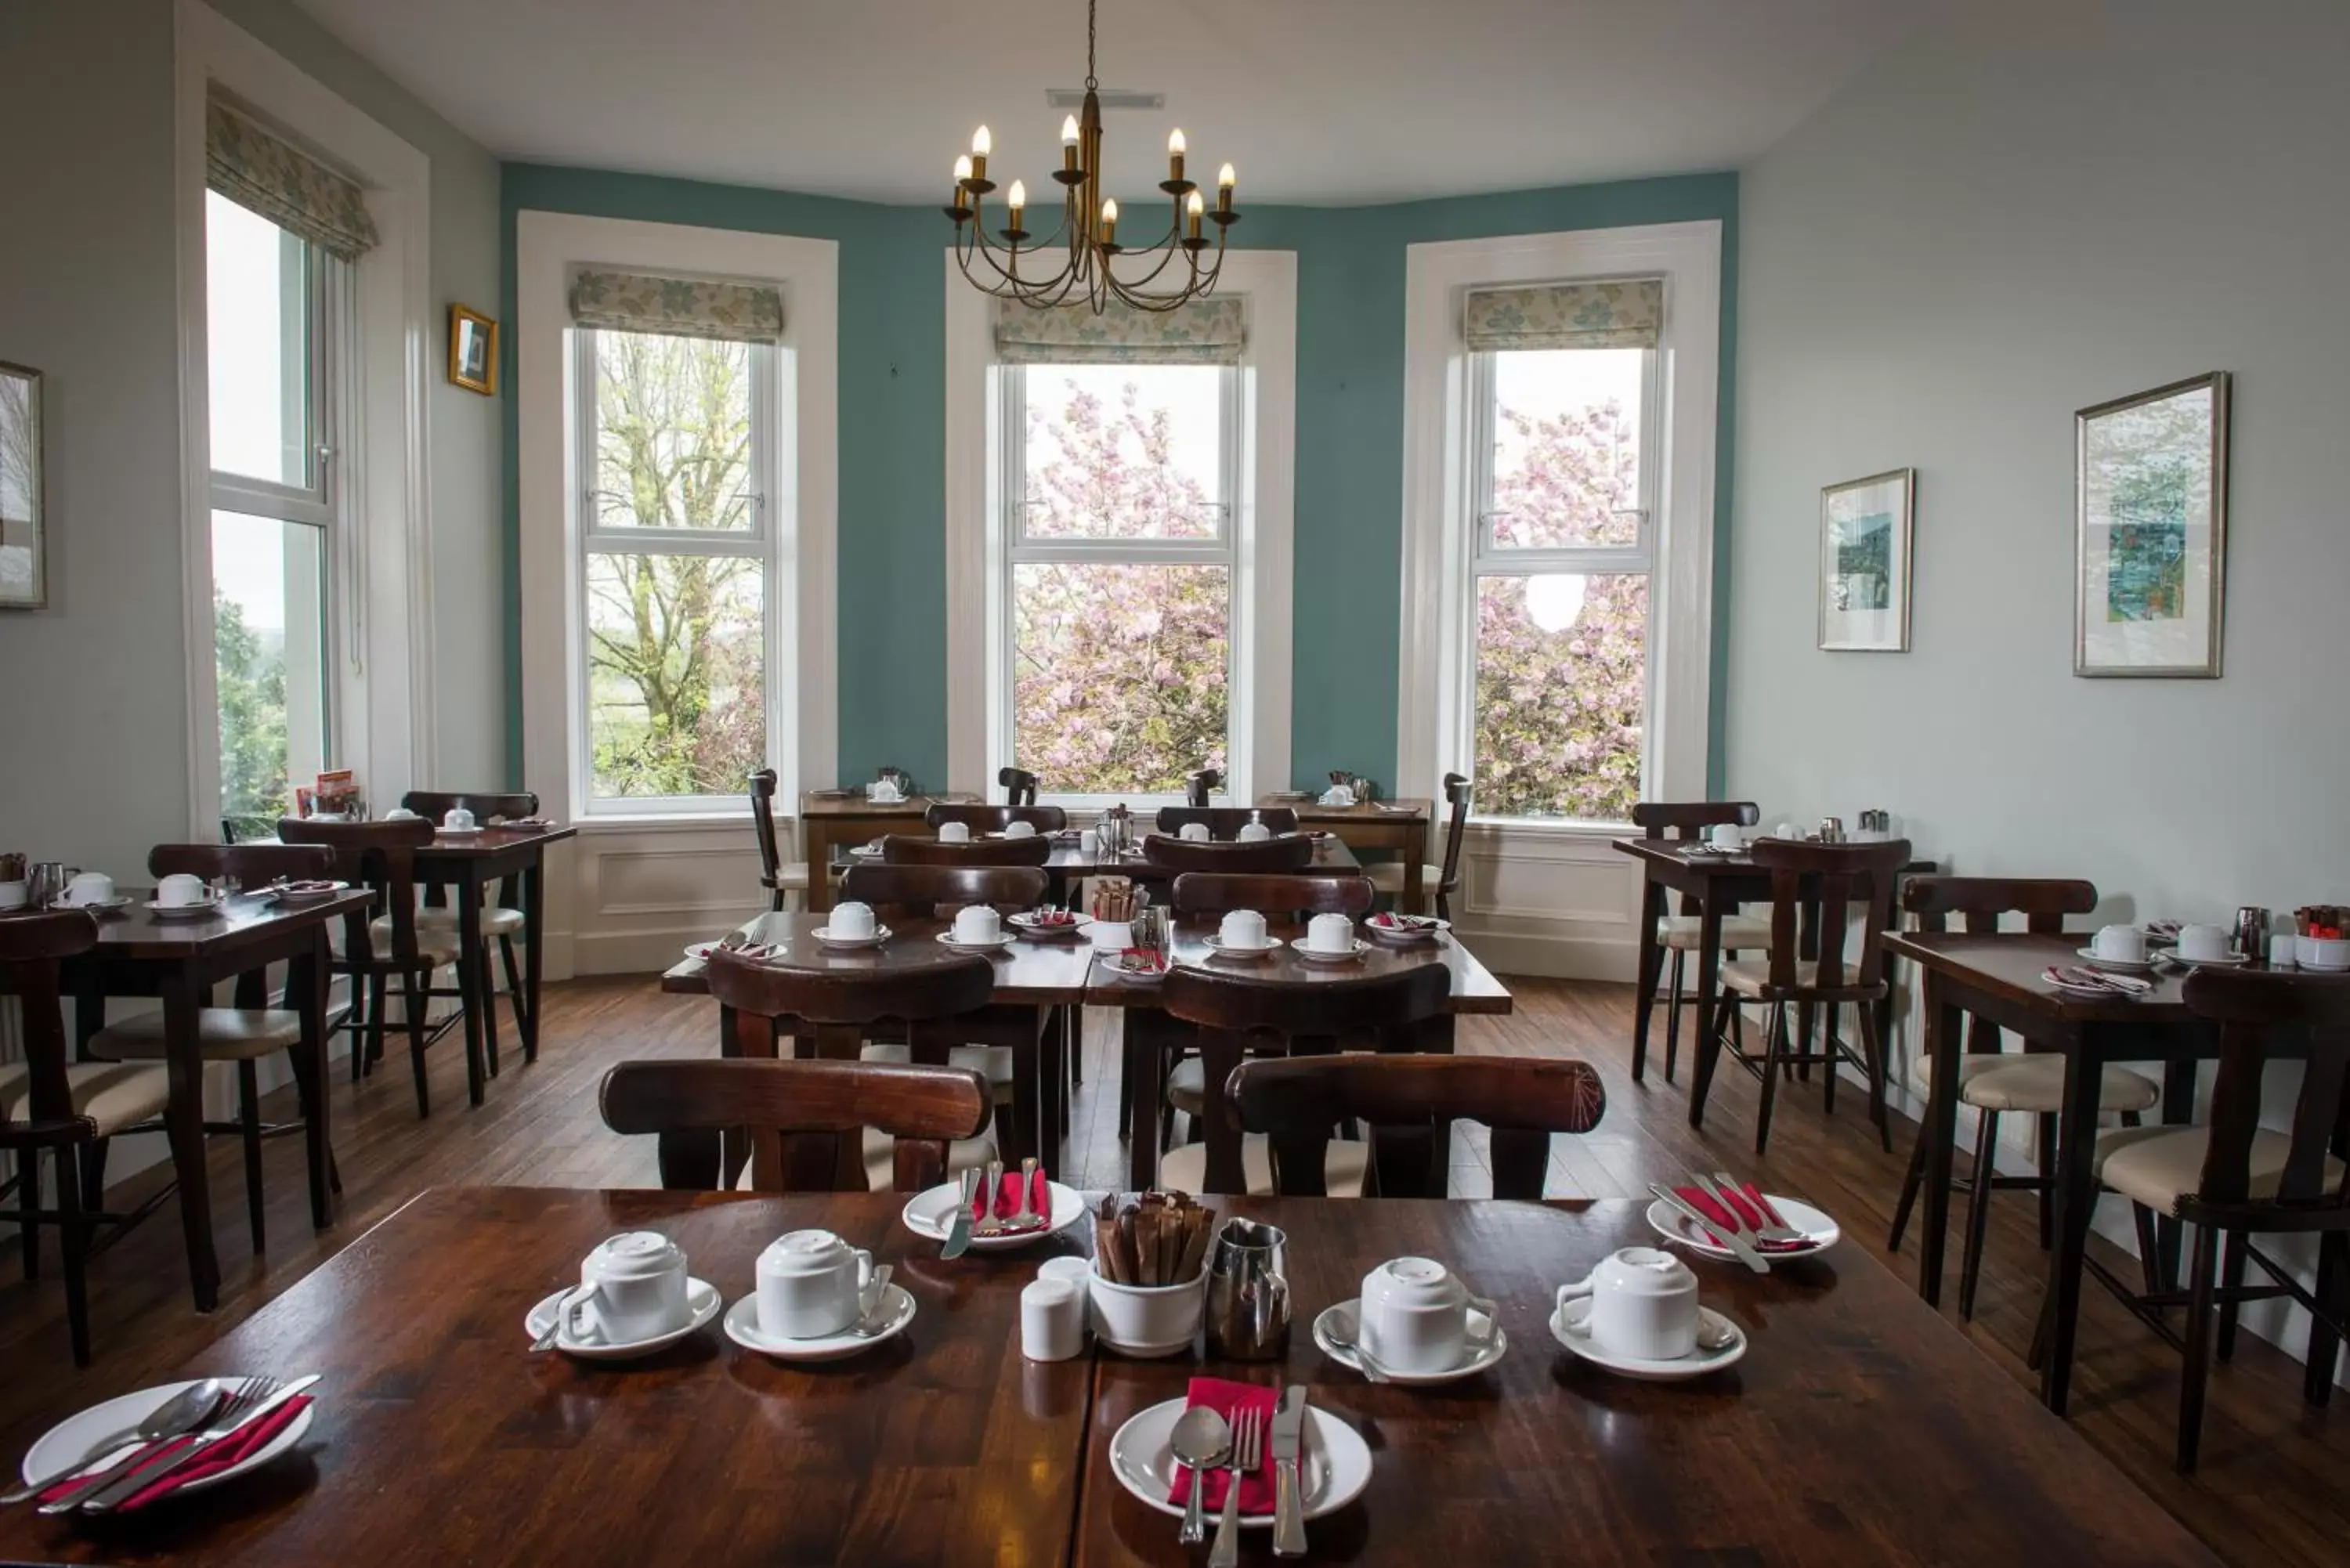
[1450, 826, 1640, 981]
[562, 819, 790, 976]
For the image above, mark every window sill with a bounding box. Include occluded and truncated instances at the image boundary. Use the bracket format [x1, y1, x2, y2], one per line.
[1462, 817, 1632, 838]
[573, 813, 754, 836]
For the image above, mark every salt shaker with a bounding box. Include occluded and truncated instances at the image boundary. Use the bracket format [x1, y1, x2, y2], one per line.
[1021, 1277, 1084, 1362]
[2268, 932, 2298, 970]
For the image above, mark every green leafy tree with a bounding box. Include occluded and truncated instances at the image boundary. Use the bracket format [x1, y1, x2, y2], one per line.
[215, 590, 290, 832]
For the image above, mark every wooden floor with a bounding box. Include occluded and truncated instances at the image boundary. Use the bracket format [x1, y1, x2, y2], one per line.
[3, 973, 2345, 1565]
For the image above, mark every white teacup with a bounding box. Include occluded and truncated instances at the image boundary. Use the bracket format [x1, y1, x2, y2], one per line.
[1706, 822, 1744, 850]
[868, 780, 902, 803]
[1236, 822, 1271, 843]
[384, 807, 421, 822]
[565, 1231, 691, 1346]
[1555, 1245, 1700, 1362]
[1358, 1257, 1498, 1375]
[757, 1229, 880, 1340]
[0, 881, 26, 912]
[830, 900, 878, 939]
[1219, 909, 1270, 950]
[1178, 822, 1211, 842]
[2176, 923, 2231, 963]
[1319, 786, 1356, 807]
[938, 821, 972, 844]
[1003, 820, 1038, 840]
[1304, 912, 1355, 955]
[443, 807, 476, 832]
[2091, 924, 2147, 963]
[155, 873, 212, 909]
[952, 905, 1003, 945]
[62, 872, 114, 908]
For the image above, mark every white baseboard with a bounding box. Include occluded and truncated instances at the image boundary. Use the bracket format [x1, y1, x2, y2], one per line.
[573, 919, 761, 977]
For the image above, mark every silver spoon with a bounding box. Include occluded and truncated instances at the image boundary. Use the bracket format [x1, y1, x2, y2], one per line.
[1320, 1306, 1392, 1383]
[845, 1266, 898, 1337]
[1170, 1406, 1231, 1548]
[4, 1378, 225, 1505]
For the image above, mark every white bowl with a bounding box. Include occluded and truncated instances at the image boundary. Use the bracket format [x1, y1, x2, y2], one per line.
[2301, 935, 2350, 972]
[1087, 1263, 1206, 1357]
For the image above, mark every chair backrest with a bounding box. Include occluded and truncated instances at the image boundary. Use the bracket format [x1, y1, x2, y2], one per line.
[1139, 833, 1314, 874]
[1162, 959, 1450, 1040]
[926, 802, 1069, 833]
[599, 1057, 992, 1194]
[1747, 836, 1913, 995]
[1184, 768, 1223, 808]
[997, 766, 1039, 807]
[1630, 800, 1760, 841]
[1229, 1054, 1607, 1198]
[149, 842, 334, 886]
[2178, 970, 2350, 1220]
[277, 817, 435, 966]
[1155, 807, 1300, 840]
[747, 768, 785, 886]
[402, 789, 540, 823]
[1904, 875, 2097, 935]
[1170, 873, 1375, 919]
[1433, 772, 1473, 897]
[880, 833, 1053, 868]
[838, 862, 1049, 918]
[0, 912, 99, 1132]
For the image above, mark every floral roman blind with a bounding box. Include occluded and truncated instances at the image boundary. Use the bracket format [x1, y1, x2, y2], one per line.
[205, 99, 378, 262]
[1462, 277, 1664, 352]
[993, 297, 1246, 366]
[568, 269, 785, 344]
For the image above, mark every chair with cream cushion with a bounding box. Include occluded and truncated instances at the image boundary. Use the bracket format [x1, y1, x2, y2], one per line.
[403, 789, 544, 1053]
[748, 769, 812, 912]
[1629, 800, 1765, 1084]
[1363, 771, 1473, 921]
[2072, 968, 2350, 1472]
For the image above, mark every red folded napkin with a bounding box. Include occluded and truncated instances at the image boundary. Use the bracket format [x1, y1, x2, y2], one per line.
[970, 1169, 1052, 1222]
[1166, 1378, 1278, 1514]
[39, 1396, 312, 1513]
[1672, 1183, 1804, 1251]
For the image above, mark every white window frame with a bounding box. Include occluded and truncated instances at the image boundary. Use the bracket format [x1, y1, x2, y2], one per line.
[945, 250, 1297, 811]
[991, 361, 1245, 811]
[1399, 223, 1720, 832]
[569, 327, 785, 818]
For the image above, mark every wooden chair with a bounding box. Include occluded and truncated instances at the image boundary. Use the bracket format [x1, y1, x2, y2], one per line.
[1885, 876, 2160, 1320]
[839, 863, 1049, 916]
[1228, 1054, 1607, 1198]
[1170, 873, 1375, 919]
[1154, 807, 1299, 840]
[2077, 970, 2350, 1471]
[1366, 771, 1473, 919]
[1155, 963, 1452, 1194]
[1184, 768, 1223, 808]
[278, 817, 471, 1117]
[747, 769, 813, 912]
[1138, 833, 1314, 875]
[880, 833, 1053, 868]
[1697, 836, 1910, 1155]
[2, 912, 169, 1364]
[85, 844, 345, 1253]
[1629, 800, 1767, 1084]
[601, 1058, 992, 1194]
[401, 789, 536, 1043]
[926, 802, 1070, 834]
[998, 766, 1040, 807]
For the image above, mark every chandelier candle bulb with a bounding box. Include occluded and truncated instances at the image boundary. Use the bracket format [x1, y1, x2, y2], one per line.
[970, 125, 990, 182]
[1186, 189, 1204, 238]
[1100, 197, 1118, 244]
[1007, 179, 1027, 233]
[1167, 126, 1186, 183]
[1217, 162, 1236, 214]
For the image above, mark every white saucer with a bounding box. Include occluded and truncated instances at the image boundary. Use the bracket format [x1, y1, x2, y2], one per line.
[1312, 1299, 1506, 1384]
[935, 930, 1017, 953]
[522, 1277, 722, 1360]
[436, 826, 486, 836]
[900, 1179, 1085, 1248]
[1365, 917, 1450, 944]
[1294, 938, 1372, 965]
[2076, 948, 2157, 974]
[722, 1284, 915, 1361]
[1008, 912, 1092, 939]
[1101, 954, 1168, 984]
[813, 925, 892, 949]
[1206, 938, 1285, 961]
[146, 900, 222, 919]
[1551, 1300, 1748, 1381]
[20, 1378, 315, 1501]
[1646, 1194, 1839, 1260]
[54, 897, 131, 913]
[2160, 951, 2250, 970]
[1108, 1396, 1369, 1526]
[848, 844, 884, 858]
[265, 880, 349, 904]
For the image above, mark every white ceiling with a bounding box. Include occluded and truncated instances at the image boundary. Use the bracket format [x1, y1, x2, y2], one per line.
[291, 0, 1925, 206]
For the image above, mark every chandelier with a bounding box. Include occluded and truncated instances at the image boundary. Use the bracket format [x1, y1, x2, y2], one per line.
[945, 0, 1239, 313]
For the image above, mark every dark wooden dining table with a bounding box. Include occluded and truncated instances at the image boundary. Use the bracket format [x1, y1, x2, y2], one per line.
[1257, 795, 1430, 907]
[61, 887, 374, 1312]
[824, 832, 1365, 888]
[0, 1185, 2220, 1566]
[796, 791, 981, 912]
[410, 823, 574, 1102]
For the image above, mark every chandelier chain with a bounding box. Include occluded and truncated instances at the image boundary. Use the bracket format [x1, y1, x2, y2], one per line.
[1084, 0, 1098, 89]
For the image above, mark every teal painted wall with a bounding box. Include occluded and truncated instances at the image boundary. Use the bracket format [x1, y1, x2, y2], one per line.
[502, 167, 1737, 793]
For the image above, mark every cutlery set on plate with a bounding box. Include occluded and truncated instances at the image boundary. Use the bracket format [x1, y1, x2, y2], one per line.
[1647, 1171, 1818, 1274]
[941, 1158, 1055, 1259]
[9, 1373, 320, 1517]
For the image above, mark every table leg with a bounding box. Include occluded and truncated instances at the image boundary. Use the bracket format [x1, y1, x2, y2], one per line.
[1126, 1010, 1162, 1192]
[456, 867, 488, 1106]
[1417, 1011, 1458, 1176]
[1631, 870, 1665, 1082]
[1916, 980, 1964, 1308]
[2041, 1038, 2106, 1414]
[520, 854, 544, 1063]
[1198, 1028, 1247, 1195]
[290, 934, 332, 1230]
[1402, 821, 1427, 914]
[1037, 1008, 1065, 1182]
[804, 821, 838, 914]
[161, 970, 219, 1311]
[1686, 901, 1727, 1128]
[2157, 1057, 2196, 1290]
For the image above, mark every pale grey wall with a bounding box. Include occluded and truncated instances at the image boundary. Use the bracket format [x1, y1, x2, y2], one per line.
[1731, 0, 2350, 1359]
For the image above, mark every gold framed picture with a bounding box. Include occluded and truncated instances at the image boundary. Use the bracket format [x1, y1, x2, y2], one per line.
[448, 304, 498, 396]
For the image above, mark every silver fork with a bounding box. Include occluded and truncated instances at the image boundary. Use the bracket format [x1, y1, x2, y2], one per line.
[36, 1377, 276, 1516]
[974, 1159, 1006, 1237]
[1209, 1407, 1260, 1568]
[1704, 1171, 1804, 1248]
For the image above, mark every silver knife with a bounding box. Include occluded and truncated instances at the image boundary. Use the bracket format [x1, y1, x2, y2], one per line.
[1650, 1183, 1770, 1274]
[1710, 1169, 1804, 1247]
[941, 1167, 979, 1260]
[1270, 1384, 1308, 1558]
[76, 1375, 320, 1516]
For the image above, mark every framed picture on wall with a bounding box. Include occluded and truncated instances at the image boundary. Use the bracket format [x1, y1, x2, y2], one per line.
[2074, 371, 2229, 677]
[1817, 468, 1914, 652]
[448, 304, 499, 396]
[0, 360, 43, 610]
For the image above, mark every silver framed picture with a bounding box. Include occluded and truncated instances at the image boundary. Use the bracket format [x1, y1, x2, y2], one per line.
[1817, 468, 1914, 652]
[0, 360, 41, 610]
[2075, 371, 2229, 678]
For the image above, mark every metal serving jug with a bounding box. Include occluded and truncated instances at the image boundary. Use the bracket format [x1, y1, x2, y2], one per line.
[1205, 1218, 1291, 1360]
